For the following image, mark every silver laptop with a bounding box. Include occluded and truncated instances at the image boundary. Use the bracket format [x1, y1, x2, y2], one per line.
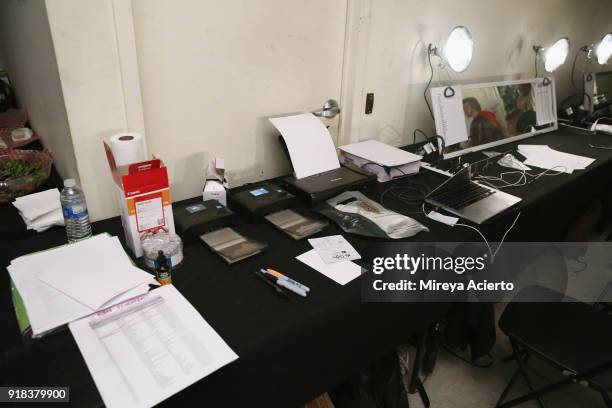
[425, 158, 521, 224]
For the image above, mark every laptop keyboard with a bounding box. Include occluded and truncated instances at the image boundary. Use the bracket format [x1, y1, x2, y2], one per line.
[429, 182, 494, 210]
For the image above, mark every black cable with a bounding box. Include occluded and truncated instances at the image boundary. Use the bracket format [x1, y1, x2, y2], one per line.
[560, 48, 590, 110]
[379, 179, 431, 215]
[424, 44, 435, 121]
[359, 161, 406, 176]
[413, 128, 428, 145]
[433, 134, 446, 167]
[560, 91, 592, 111]
[534, 54, 538, 78]
[570, 48, 584, 92]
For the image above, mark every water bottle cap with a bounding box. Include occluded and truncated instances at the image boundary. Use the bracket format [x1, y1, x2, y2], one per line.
[64, 179, 76, 188]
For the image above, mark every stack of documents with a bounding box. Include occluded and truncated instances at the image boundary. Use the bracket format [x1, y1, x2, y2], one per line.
[517, 145, 595, 174]
[12, 188, 64, 232]
[338, 140, 422, 182]
[8, 234, 155, 337]
[69, 285, 237, 408]
[296, 235, 363, 285]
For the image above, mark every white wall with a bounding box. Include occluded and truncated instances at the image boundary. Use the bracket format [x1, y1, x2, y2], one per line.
[44, 0, 146, 221]
[4, 0, 612, 222]
[345, 0, 612, 146]
[0, 0, 78, 180]
[132, 0, 347, 202]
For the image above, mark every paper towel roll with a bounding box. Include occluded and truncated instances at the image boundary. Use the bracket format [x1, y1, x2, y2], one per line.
[110, 132, 146, 166]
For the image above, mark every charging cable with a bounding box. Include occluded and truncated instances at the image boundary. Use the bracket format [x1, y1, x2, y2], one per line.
[422, 202, 521, 263]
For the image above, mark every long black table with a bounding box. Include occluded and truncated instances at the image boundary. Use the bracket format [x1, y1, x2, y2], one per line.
[2, 125, 612, 407]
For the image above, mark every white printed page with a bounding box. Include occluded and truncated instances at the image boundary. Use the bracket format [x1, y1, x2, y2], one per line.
[69, 285, 238, 408]
[431, 86, 469, 146]
[534, 79, 556, 126]
[269, 113, 340, 179]
[296, 249, 361, 285]
[308, 235, 361, 264]
[135, 196, 165, 232]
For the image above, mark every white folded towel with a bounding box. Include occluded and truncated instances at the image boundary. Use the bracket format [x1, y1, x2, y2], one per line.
[13, 188, 64, 232]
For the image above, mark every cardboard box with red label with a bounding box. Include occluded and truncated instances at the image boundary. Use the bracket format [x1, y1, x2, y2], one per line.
[104, 142, 175, 258]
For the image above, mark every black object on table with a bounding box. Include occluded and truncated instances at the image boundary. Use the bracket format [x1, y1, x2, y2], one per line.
[1, 126, 612, 407]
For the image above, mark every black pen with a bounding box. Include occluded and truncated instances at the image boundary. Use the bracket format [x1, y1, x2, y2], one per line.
[253, 270, 289, 299]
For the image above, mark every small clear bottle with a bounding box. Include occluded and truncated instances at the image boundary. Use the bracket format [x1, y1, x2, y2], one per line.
[60, 179, 92, 243]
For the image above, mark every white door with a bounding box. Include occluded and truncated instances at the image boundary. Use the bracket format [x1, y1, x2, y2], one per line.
[132, 0, 349, 201]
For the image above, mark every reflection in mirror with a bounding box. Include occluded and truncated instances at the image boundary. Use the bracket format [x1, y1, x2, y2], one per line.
[441, 80, 556, 157]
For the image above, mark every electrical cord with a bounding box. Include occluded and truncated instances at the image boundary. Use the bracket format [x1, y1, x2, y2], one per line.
[424, 44, 436, 121]
[359, 161, 407, 176]
[413, 128, 429, 145]
[560, 48, 592, 111]
[570, 47, 584, 92]
[422, 202, 522, 263]
[380, 179, 431, 215]
[474, 166, 566, 189]
[589, 117, 612, 150]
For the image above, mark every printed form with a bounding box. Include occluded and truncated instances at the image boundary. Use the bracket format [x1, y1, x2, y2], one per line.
[69, 285, 237, 408]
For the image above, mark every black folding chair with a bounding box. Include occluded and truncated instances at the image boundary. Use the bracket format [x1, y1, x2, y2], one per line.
[497, 285, 612, 407]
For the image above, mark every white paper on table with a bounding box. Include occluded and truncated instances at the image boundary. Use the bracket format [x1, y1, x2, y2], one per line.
[431, 86, 469, 147]
[338, 140, 422, 167]
[269, 113, 340, 179]
[37, 235, 153, 310]
[69, 285, 238, 408]
[533, 80, 556, 126]
[518, 145, 595, 174]
[12, 188, 61, 221]
[308, 235, 361, 264]
[8, 236, 154, 337]
[425, 210, 459, 226]
[296, 249, 362, 285]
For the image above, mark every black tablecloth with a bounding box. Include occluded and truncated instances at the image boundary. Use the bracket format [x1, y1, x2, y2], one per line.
[2, 125, 612, 407]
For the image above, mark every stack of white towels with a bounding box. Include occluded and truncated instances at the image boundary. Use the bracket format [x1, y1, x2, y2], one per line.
[12, 188, 64, 232]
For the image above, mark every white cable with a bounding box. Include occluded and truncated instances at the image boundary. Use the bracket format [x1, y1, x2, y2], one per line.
[422, 202, 522, 263]
[453, 222, 495, 259]
[474, 166, 566, 189]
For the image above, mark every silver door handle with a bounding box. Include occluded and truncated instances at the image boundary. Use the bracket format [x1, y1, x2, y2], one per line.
[312, 99, 340, 119]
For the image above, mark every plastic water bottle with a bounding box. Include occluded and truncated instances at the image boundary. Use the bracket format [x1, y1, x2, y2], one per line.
[60, 179, 92, 242]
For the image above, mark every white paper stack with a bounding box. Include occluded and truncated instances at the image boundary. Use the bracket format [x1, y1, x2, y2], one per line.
[517, 145, 595, 174]
[8, 234, 155, 337]
[338, 140, 422, 182]
[12, 188, 64, 232]
[296, 235, 363, 285]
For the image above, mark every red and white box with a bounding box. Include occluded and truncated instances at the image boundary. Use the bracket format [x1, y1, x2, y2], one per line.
[104, 142, 175, 257]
